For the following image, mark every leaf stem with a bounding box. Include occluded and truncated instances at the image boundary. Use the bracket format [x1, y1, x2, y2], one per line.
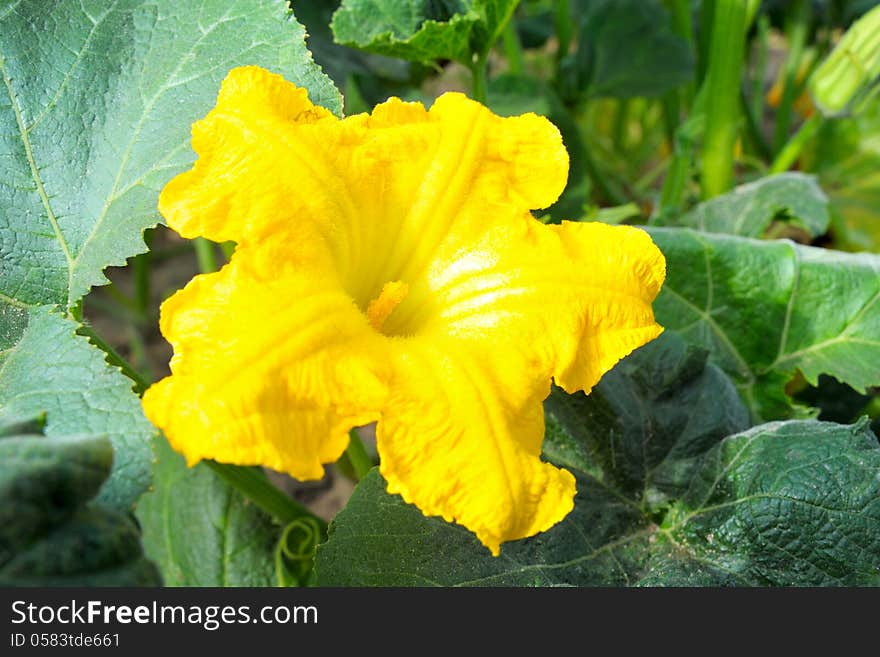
[340, 429, 373, 481]
[205, 461, 327, 534]
[470, 53, 489, 104]
[501, 18, 524, 75]
[769, 113, 822, 173]
[194, 237, 217, 274]
[700, 0, 749, 198]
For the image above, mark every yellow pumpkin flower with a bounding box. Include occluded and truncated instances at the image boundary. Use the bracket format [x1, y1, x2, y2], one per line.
[142, 66, 666, 555]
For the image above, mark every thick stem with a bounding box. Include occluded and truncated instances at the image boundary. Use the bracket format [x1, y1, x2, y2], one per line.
[700, 0, 749, 199]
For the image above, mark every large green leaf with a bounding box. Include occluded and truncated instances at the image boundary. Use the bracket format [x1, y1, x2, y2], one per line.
[648, 227, 880, 420]
[640, 419, 880, 586]
[316, 419, 880, 585]
[559, 0, 693, 102]
[0, 0, 341, 309]
[318, 335, 880, 586]
[543, 333, 750, 504]
[0, 420, 159, 586]
[136, 436, 282, 587]
[317, 468, 650, 586]
[666, 173, 831, 238]
[331, 0, 517, 65]
[0, 306, 153, 511]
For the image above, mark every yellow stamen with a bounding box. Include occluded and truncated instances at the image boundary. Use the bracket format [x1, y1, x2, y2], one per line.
[366, 281, 409, 332]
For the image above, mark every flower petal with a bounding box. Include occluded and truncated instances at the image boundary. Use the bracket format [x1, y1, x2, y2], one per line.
[377, 338, 576, 556]
[142, 244, 391, 480]
[423, 219, 666, 393]
[158, 66, 342, 245]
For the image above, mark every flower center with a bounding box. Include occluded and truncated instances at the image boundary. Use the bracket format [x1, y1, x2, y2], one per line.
[365, 280, 409, 333]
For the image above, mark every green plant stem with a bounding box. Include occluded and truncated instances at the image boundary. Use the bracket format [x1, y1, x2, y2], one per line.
[773, 0, 810, 153]
[555, 0, 572, 62]
[341, 429, 373, 481]
[700, 0, 749, 199]
[769, 113, 823, 173]
[502, 19, 524, 75]
[206, 461, 327, 534]
[221, 241, 236, 261]
[470, 53, 488, 104]
[194, 237, 217, 274]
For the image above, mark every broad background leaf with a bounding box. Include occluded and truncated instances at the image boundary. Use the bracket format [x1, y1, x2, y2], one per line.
[648, 227, 880, 420]
[668, 173, 831, 238]
[331, 0, 517, 65]
[0, 419, 159, 586]
[641, 419, 880, 586]
[0, 0, 341, 309]
[559, 0, 693, 102]
[0, 306, 152, 510]
[136, 436, 281, 587]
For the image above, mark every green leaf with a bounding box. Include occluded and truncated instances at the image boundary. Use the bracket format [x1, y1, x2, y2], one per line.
[0, 430, 159, 586]
[668, 173, 831, 238]
[136, 435, 282, 587]
[0, 0, 341, 309]
[316, 418, 880, 586]
[0, 305, 153, 511]
[543, 332, 750, 504]
[559, 0, 693, 102]
[331, 0, 518, 65]
[316, 468, 651, 586]
[648, 227, 880, 420]
[643, 419, 880, 586]
[295, 0, 417, 112]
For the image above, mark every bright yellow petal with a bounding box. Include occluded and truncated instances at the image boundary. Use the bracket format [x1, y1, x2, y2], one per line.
[422, 219, 666, 394]
[158, 66, 341, 245]
[142, 242, 391, 480]
[377, 339, 576, 556]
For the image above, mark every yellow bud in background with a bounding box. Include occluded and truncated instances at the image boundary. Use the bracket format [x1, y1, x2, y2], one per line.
[809, 4, 880, 117]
